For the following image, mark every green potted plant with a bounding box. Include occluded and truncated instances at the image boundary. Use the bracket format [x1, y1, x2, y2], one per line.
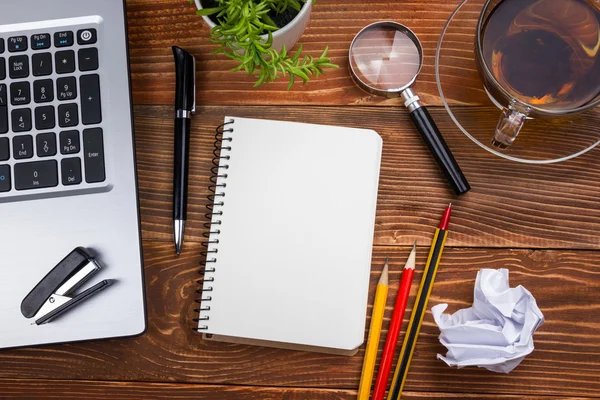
[192, 0, 337, 88]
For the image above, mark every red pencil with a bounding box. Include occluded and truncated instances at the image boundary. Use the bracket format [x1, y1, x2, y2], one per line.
[371, 243, 417, 400]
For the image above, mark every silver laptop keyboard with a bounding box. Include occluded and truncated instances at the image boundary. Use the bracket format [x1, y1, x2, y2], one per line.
[0, 24, 106, 198]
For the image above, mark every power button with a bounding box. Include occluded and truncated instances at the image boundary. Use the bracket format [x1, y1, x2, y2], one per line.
[77, 28, 97, 45]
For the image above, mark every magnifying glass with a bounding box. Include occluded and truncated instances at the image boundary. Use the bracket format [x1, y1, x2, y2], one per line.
[349, 21, 470, 195]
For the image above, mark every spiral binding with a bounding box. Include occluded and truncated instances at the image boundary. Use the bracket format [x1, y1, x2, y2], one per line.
[193, 119, 234, 332]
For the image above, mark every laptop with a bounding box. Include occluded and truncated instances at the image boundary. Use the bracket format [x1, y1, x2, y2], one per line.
[0, 0, 146, 349]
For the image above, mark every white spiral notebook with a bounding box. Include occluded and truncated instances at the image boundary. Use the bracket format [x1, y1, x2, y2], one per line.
[196, 116, 382, 355]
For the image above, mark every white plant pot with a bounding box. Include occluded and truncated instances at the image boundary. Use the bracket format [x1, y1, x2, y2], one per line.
[194, 0, 312, 53]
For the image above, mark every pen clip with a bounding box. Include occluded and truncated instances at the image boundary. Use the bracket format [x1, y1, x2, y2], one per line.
[192, 55, 196, 115]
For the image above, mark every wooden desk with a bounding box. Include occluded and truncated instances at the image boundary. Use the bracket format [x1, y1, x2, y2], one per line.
[2, 1, 600, 399]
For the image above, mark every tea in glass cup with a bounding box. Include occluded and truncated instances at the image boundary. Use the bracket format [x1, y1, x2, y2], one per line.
[476, 0, 600, 148]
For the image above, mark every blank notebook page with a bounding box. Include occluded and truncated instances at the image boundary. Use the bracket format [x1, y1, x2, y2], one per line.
[200, 116, 382, 351]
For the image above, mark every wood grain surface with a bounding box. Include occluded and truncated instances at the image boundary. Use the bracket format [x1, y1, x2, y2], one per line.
[2, 0, 600, 398]
[134, 105, 600, 249]
[1, 242, 599, 398]
[126, 0, 490, 107]
[0, 379, 593, 400]
[4, 380, 591, 400]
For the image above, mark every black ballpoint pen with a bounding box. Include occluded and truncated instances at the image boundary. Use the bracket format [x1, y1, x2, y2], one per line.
[172, 46, 196, 255]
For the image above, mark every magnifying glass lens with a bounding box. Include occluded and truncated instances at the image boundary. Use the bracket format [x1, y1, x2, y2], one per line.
[349, 25, 421, 91]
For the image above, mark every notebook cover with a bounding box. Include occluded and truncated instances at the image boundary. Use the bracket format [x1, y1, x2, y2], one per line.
[198, 116, 382, 353]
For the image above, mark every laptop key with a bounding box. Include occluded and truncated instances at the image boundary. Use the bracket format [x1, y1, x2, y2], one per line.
[61, 157, 82, 186]
[55, 50, 75, 74]
[12, 108, 32, 132]
[58, 104, 78, 127]
[60, 130, 80, 154]
[9, 55, 29, 79]
[0, 58, 5, 80]
[35, 106, 55, 130]
[57, 77, 77, 101]
[77, 29, 97, 45]
[31, 34, 51, 50]
[32, 53, 52, 76]
[0, 39, 4, 54]
[8, 36, 27, 52]
[0, 165, 10, 192]
[0, 137, 8, 161]
[10, 81, 31, 105]
[0, 107, 7, 134]
[83, 128, 105, 183]
[13, 135, 33, 159]
[14, 160, 58, 190]
[54, 31, 74, 48]
[78, 48, 98, 71]
[33, 79, 54, 103]
[80, 74, 102, 125]
[36, 132, 56, 157]
[0, 84, 6, 106]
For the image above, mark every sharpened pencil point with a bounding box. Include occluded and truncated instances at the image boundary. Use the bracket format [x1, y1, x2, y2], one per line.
[380, 258, 389, 286]
[405, 244, 417, 270]
[439, 204, 452, 230]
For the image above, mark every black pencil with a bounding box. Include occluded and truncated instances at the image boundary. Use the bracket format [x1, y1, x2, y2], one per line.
[387, 204, 452, 400]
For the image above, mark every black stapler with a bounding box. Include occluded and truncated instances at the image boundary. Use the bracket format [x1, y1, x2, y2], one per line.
[21, 247, 115, 325]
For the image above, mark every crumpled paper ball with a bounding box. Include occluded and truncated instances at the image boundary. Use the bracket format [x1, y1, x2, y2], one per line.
[431, 268, 544, 373]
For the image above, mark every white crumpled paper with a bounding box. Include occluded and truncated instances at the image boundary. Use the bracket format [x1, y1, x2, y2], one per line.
[431, 268, 544, 373]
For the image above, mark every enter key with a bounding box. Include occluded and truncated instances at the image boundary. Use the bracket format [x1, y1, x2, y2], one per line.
[83, 128, 105, 183]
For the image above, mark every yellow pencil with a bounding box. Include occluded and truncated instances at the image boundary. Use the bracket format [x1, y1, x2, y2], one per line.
[357, 258, 389, 400]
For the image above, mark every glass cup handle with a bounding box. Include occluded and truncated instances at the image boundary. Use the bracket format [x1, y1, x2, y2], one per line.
[492, 101, 530, 149]
[492, 100, 531, 149]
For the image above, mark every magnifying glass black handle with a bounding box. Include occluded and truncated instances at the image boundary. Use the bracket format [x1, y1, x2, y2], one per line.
[410, 106, 471, 195]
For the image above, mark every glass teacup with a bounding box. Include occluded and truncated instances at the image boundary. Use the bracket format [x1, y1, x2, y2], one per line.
[475, 0, 600, 148]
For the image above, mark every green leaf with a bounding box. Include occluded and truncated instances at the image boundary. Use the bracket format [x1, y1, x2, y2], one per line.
[244, 59, 255, 74]
[291, 44, 303, 62]
[288, 0, 302, 12]
[262, 13, 275, 27]
[231, 64, 246, 72]
[319, 46, 329, 59]
[196, 7, 225, 16]
[287, 74, 295, 90]
[293, 69, 309, 81]
[265, 31, 274, 47]
[319, 63, 339, 69]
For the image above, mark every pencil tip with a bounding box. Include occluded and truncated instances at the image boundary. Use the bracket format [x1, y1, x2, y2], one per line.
[448, 203, 452, 208]
[405, 244, 417, 270]
[385, 256, 389, 265]
[380, 260, 389, 285]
